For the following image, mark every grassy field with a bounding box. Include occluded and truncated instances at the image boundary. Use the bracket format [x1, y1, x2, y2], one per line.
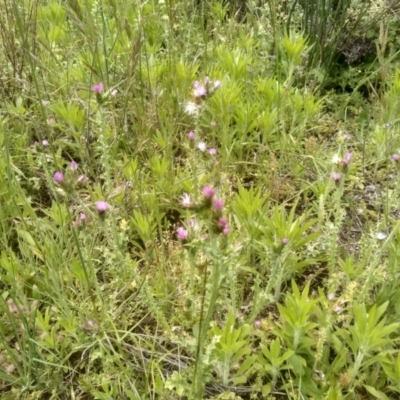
[1, 0, 400, 398]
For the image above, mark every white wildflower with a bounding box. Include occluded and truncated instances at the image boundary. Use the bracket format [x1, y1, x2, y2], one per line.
[183, 101, 200, 116]
[332, 154, 341, 165]
[376, 232, 387, 241]
[180, 193, 192, 207]
[197, 142, 207, 152]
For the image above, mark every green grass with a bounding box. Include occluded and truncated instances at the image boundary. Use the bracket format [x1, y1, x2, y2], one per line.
[1, 0, 400, 398]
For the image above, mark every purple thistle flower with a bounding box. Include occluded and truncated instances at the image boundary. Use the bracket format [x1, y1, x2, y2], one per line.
[209, 148, 217, 156]
[202, 186, 215, 198]
[80, 213, 87, 221]
[342, 152, 352, 166]
[282, 238, 289, 244]
[392, 154, 400, 162]
[331, 172, 341, 181]
[193, 85, 207, 97]
[70, 161, 78, 171]
[222, 225, 230, 235]
[213, 199, 224, 211]
[218, 218, 228, 228]
[95, 201, 109, 213]
[53, 172, 64, 184]
[188, 131, 195, 140]
[92, 83, 104, 93]
[177, 227, 188, 241]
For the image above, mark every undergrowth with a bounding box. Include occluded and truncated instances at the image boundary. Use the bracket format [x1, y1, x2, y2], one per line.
[1, 0, 400, 399]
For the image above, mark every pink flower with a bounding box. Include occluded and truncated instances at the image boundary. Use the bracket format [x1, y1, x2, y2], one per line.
[209, 148, 217, 156]
[202, 186, 215, 198]
[95, 201, 109, 213]
[213, 199, 224, 211]
[392, 154, 400, 162]
[218, 218, 228, 228]
[327, 293, 335, 301]
[216, 217, 230, 234]
[92, 83, 104, 93]
[70, 161, 78, 171]
[331, 172, 341, 181]
[193, 81, 207, 98]
[42, 139, 49, 146]
[254, 320, 261, 329]
[282, 238, 289, 244]
[177, 227, 188, 240]
[53, 172, 64, 183]
[188, 131, 195, 140]
[194, 87, 206, 97]
[80, 213, 87, 221]
[342, 152, 352, 166]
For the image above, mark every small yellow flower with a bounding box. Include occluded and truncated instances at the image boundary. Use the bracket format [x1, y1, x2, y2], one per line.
[120, 219, 128, 231]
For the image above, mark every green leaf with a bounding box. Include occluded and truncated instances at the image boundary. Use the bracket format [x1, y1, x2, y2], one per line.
[363, 385, 390, 400]
[236, 355, 257, 375]
[288, 354, 307, 376]
[230, 375, 247, 385]
[262, 383, 271, 397]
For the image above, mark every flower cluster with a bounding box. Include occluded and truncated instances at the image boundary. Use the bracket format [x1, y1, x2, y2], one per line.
[192, 77, 221, 101]
[177, 78, 226, 242]
[332, 152, 352, 169]
[187, 132, 218, 157]
[184, 76, 221, 115]
[184, 78, 221, 155]
[52, 160, 111, 222]
[92, 82, 118, 104]
[331, 151, 353, 183]
[52, 160, 83, 187]
[217, 217, 230, 235]
[176, 185, 231, 242]
[73, 213, 88, 228]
